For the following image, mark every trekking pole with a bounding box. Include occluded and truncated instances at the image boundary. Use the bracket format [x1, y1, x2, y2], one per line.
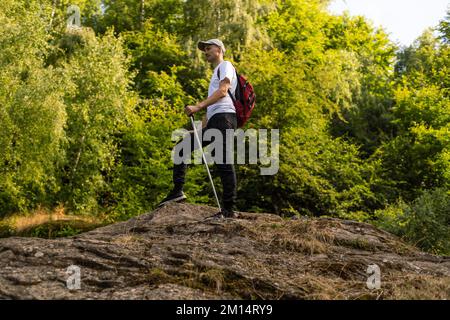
[190, 115, 222, 211]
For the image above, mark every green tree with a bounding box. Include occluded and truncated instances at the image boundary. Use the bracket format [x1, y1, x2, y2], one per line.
[325, 13, 397, 156]
[376, 30, 450, 202]
[438, 8, 450, 43]
[49, 28, 137, 213]
[0, 0, 67, 214]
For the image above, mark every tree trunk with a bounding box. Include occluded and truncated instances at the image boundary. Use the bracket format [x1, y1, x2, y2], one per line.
[48, 0, 58, 30]
[140, 0, 145, 29]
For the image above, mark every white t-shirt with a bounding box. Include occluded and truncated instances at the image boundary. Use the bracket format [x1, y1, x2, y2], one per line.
[206, 60, 237, 121]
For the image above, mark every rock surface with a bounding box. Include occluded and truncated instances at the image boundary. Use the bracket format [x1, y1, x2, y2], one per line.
[0, 202, 449, 299]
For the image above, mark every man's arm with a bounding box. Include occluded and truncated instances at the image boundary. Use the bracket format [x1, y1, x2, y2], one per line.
[185, 78, 231, 116]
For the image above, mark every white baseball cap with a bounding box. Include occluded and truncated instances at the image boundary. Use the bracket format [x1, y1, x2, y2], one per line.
[197, 39, 226, 54]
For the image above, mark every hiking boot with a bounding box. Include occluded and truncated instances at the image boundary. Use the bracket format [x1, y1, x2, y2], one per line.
[206, 211, 225, 220]
[222, 208, 238, 219]
[158, 189, 187, 207]
[205, 208, 237, 220]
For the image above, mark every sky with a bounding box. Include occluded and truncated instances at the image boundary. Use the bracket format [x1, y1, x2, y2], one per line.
[328, 0, 449, 46]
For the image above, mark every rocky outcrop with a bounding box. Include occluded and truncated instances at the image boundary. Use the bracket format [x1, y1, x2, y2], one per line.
[0, 202, 449, 299]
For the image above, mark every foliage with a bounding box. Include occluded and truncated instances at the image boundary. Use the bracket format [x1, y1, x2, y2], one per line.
[55, 28, 137, 213]
[0, 0, 66, 213]
[374, 188, 450, 256]
[376, 30, 450, 202]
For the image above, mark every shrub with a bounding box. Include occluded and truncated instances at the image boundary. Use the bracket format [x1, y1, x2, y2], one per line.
[374, 188, 450, 255]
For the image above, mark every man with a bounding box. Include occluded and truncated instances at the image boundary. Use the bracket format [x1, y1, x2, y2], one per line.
[158, 39, 238, 219]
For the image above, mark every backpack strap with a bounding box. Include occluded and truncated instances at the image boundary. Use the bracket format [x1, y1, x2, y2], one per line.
[217, 64, 236, 102]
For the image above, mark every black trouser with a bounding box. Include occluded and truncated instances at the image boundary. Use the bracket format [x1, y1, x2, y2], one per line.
[173, 113, 237, 211]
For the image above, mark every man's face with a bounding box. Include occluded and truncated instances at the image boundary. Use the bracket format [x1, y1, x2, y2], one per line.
[204, 44, 221, 62]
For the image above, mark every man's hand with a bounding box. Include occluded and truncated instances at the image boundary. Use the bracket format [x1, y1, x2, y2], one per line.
[185, 77, 230, 117]
[185, 105, 202, 116]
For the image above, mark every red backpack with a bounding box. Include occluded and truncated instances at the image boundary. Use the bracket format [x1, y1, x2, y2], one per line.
[218, 65, 256, 128]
